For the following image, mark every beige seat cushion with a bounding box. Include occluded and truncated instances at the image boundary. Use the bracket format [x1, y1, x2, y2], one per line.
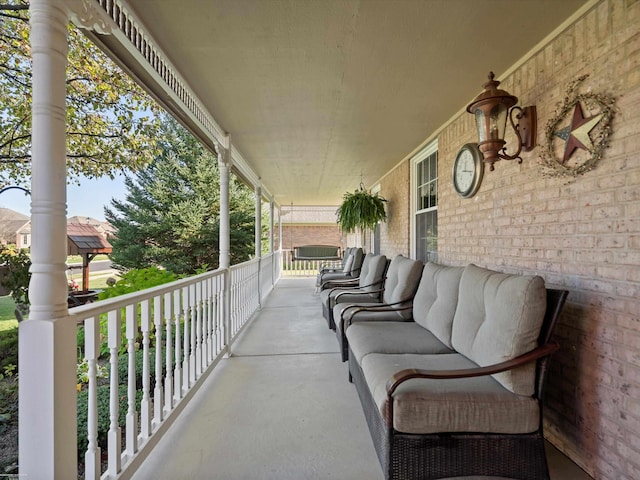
[346, 322, 453, 363]
[361, 353, 540, 435]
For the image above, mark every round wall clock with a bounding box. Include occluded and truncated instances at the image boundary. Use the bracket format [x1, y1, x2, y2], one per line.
[453, 143, 484, 198]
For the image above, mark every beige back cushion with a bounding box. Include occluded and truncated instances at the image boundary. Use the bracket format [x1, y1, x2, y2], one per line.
[451, 264, 547, 395]
[412, 262, 464, 348]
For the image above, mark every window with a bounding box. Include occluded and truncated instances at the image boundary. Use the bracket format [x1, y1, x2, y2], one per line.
[22, 234, 28, 246]
[412, 142, 438, 262]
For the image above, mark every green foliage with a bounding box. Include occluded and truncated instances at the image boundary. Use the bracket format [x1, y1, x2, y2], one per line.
[0, 246, 30, 306]
[0, 1, 162, 188]
[98, 267, 178, 300]
[76, 384, 143, 458]
[76, 358, 108, 385]
[105, 117, 256, 274]
[0, 328, 18, 372]
[336, 187, 387, 233]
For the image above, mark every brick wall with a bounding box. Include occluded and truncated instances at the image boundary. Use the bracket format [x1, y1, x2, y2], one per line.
[281, 225, 345, 252]
[378, 1, 640, 478]
[379, 161, 410, 257]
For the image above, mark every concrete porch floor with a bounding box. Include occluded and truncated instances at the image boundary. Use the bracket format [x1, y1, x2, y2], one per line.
[131, 277, 592, 480]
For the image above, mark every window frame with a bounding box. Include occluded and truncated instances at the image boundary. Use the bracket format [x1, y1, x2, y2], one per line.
[410, 140, 438, 261]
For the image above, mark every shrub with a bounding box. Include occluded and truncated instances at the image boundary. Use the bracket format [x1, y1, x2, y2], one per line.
[0, 246, 31, 306]
[76, 384, 143, 458]
[98, 267, 179, 300]
[0, 329, 18, 371]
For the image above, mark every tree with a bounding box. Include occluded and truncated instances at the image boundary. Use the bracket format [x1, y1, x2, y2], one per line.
[105, 116, 256, 274]
[0, 0, 161, 188]
[0, 244, 30, 309]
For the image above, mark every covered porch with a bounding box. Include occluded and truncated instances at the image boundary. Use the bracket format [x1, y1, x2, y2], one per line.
[130, 277, 590, 480]
[16, 0, 640, 479]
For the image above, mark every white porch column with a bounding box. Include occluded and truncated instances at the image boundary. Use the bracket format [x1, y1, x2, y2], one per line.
[19, 1, 76, 478]
[269, 201, 275, 253]
[278, 206, 283, 251]
[216, 143, 231, 269]
[255, 186, 262, 259]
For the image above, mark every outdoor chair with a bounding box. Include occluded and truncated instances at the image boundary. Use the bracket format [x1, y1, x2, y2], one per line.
[317, 247, 364, 290]
[320, 254, 388, 330]
[334, 255, 423, 361]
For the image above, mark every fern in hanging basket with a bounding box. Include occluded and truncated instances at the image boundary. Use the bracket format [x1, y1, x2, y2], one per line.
[336, 186, 387, 233]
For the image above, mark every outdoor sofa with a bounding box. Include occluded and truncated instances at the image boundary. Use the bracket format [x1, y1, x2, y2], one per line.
[345, 262, 568, 480]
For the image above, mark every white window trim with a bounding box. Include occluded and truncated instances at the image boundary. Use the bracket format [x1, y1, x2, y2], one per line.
[410, 139, 438, 259]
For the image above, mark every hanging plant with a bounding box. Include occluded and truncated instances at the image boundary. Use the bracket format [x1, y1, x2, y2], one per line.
[336, 185, 387, 233]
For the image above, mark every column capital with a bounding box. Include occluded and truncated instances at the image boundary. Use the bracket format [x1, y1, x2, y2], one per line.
[64, 0, 112, 34]
[215, 142, 230, 168]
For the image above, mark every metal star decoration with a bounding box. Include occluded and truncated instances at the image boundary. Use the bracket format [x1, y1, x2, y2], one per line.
[540, 74, 616, 178]
[558, 102, 603, 163]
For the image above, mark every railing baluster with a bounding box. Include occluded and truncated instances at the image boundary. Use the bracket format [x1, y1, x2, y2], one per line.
[84, 316, 100, 480]
[140, 299, 152, 439]
[153, 295, 164, 426]
[189, 283, 197, 382]
[195, 281, 203, 376]
[182, 286, 191, 391]
[204, 278, 212, 364]
[164, 292, 173, 411]
[107, 309, 122, 475]
[213, 279, 220, 355]
[125, 304, 139, 459]
[173, 289, 182, 403]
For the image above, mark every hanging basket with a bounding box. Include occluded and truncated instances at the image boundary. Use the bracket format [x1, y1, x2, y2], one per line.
[336, 186, 387, 234]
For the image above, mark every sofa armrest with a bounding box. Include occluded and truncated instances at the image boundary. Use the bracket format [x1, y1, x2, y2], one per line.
[341, 299, 414, 325]
[385, 341, 559, 395]
[334, 284, 384, 301]
[321, 276, 358, 289]
[382, 342, 559, 428]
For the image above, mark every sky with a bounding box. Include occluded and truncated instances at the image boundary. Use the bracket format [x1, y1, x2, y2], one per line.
[0, 174, 129, 222]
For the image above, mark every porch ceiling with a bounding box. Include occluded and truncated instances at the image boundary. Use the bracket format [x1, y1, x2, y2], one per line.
[126, 0, 587, 206]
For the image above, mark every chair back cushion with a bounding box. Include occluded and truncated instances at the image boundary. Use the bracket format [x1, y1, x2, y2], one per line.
[382, 256, 424, 306]
[349, 248, 364, 276]
[412, 262, 464, 348]
[359, 254, 387, 291]
[342, 253, 354, 273]
[357, 254, 373, 284]
[451, 264, 547, 395]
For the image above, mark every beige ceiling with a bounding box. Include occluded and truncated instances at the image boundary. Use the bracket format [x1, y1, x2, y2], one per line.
[124, 0, 588, 206]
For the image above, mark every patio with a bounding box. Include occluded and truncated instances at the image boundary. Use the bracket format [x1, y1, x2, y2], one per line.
[130, 277, 591, 480]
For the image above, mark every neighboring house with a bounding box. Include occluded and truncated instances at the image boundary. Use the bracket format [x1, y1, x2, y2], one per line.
[0, 208, 30, 248]
[68, 215, 115, 239]
[0, 211, 113, 250]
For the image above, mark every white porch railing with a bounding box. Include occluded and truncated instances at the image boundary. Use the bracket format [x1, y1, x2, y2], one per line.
[71, 252, 280, 480]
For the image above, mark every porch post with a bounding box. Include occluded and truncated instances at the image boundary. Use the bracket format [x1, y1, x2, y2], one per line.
[255, 186, 262, 306]
[269, 201, 275, 285]
[19, 1, 77, 478]
[255, 186, 262, 259]
[215, 142, 232, 351]
[269, 201, 275, 253]
[216, 142, 231, 269]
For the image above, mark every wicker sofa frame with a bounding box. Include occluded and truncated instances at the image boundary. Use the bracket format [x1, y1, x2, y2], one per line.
[348, 288, 568, 480]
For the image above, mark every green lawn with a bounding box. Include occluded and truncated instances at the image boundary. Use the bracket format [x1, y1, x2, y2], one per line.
[0, 296, 18, 330]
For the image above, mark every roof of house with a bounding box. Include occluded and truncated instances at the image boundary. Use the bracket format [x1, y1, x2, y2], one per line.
[0, 208, 30, 244]
[67, 224, 112, 255]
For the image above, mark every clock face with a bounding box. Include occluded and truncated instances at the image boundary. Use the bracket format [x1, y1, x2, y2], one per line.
[453, 143, 484, 198]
